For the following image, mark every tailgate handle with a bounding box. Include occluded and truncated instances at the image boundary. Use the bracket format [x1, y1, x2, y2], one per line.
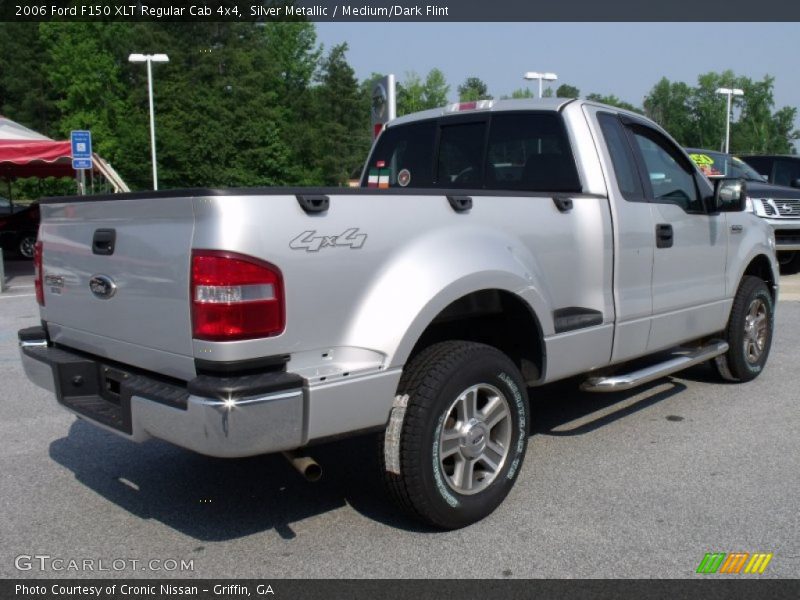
[447, 195, 472, 213]
[296, 194, 329, 214]
[92, 229, 116, 255]
[552, 196, 573, 213]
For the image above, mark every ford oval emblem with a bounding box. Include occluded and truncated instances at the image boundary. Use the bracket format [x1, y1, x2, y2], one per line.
[89, 274, 116, 299]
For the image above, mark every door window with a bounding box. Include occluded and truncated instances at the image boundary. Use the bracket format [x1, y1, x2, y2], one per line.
[597, 113, 645, 201]
[631, 130, 703, 212]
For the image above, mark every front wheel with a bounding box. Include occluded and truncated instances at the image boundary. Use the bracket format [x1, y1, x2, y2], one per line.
[381, 341, 530, 529]
[714, 276, 774, 382]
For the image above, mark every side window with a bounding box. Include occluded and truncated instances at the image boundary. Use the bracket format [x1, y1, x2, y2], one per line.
[774, 159, 800, 187]
[436, 122, 486, 187]
[597, 113, 644, 201]
[631, 130, 703, 213]
[363, 121, 436, 188]
[485, 113, 581, 192]
[741, 156, 772, 180]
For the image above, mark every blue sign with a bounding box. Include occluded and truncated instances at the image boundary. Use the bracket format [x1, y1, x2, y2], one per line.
[72, 158, 92, 170]
[70, 130, 92, 170]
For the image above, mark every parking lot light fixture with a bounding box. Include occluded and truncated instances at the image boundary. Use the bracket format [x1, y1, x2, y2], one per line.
[524, 71, 558, 98]
[716, 87, 744, 154]
[129, 53, 169, 190]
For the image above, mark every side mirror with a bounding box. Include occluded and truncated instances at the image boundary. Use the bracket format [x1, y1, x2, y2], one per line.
[791, 178, 800, 189]
[712, 177, 747, 212]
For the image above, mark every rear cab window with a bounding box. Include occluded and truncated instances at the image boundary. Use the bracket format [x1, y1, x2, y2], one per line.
[362, 112, 581, 193]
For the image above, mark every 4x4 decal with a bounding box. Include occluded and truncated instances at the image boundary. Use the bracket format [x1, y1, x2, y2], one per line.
[289, 228, 367, 252]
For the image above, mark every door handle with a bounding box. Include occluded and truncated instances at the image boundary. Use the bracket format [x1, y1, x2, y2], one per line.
[92, 229, 116, 255]
[656, 223, 673, 248]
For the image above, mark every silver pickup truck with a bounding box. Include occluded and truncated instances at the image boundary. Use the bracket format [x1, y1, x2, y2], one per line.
[19, 98, 778, 529]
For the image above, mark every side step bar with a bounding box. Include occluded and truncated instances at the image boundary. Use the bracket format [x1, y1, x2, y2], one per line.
[581, 340, 729, 393]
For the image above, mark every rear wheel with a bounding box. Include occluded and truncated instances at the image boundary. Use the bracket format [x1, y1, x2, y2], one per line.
[18, 235, 36, 259]
[714, 276, 774, 382]
[381, 341, 529, 529]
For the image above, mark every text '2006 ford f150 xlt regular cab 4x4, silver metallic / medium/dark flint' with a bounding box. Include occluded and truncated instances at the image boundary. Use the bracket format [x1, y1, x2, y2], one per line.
[19, 98, 778, 529]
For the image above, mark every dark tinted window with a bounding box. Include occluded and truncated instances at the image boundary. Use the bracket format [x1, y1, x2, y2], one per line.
[740, 156, 773, 180]
[363, 112, 580, 192]
[436, 122, 486, 187]
[774, 159, 800, 186]
[486, 113, 581, 192]
[597, 113, 644, 201]
[363, 121, 436, 188]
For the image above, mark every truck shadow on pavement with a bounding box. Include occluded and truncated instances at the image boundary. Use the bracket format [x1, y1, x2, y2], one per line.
[48, 365, 711, 539]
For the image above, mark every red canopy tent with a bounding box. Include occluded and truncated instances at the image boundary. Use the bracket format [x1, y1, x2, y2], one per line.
[0, 116, 129, 191]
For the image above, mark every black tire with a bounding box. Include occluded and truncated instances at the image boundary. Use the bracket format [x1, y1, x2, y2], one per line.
[381, 341, 530, 529]
[778, 251, 800, 275]
[17, 234, 36, 260]
[714, 276, 774, 382]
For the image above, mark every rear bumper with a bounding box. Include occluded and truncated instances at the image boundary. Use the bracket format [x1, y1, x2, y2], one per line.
[19, 327, 304, 458]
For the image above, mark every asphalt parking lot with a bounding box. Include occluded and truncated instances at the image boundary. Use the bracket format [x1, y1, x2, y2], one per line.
[1, 259, 798, 579]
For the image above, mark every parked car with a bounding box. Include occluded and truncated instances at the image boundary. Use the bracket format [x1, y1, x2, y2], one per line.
[20, 100, 776, 529]
[739, 154, 800, 188]
[0, 201, 39, 259]
[0, 196, 29, 214]
[688, 148, 800, 273]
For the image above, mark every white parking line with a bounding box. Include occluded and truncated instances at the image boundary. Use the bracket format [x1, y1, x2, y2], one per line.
[0, 293, 35, 299]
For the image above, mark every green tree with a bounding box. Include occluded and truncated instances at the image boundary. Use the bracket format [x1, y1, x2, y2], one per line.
[397, 71, 426, 115]
[39, 23, 133, 164]
[504, 88, 534, 99]
[643, 77, 694, 144]
[458, 77, 491, 102]
[556, 84, 580, 98]
[731, 75, 798, 154]
[0, 23, 59, 137]
[422, 68, 450, 107]
[314, 43, 371, 185]
[586, 93, 642, 113]
[643, 71, 798, 152]
[397, 68, 451, 115]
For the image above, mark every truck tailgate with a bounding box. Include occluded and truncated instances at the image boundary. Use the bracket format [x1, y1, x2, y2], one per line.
[39, 197, 195, 380]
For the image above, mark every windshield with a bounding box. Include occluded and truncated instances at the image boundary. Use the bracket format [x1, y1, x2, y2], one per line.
[687, 150, 764, 181]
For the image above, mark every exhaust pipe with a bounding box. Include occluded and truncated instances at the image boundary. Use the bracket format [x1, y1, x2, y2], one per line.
[282, 450, 322, 482]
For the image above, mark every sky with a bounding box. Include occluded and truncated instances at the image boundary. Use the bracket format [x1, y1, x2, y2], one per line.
[315, 22, 800, 122]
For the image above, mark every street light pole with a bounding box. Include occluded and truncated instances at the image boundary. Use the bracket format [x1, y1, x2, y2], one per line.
[523, 71, 558, 99]
[129, 53, 169, 190]
[715, 87, 744, 154]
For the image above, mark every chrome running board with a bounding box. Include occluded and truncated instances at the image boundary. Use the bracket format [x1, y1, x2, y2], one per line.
[581, 340, 729, 393]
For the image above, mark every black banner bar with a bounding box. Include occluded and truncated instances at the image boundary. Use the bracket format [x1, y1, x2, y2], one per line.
[3, 0, 800, 22]
[3, 579, 800, 600]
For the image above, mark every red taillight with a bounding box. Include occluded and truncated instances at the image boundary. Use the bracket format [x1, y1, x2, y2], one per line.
[191, 250, 285, 341]
[34, 240, 44, 306]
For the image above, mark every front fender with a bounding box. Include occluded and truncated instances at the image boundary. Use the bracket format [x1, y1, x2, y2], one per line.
[727, 214, 779, 297]
[342, 225, 551, 369]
